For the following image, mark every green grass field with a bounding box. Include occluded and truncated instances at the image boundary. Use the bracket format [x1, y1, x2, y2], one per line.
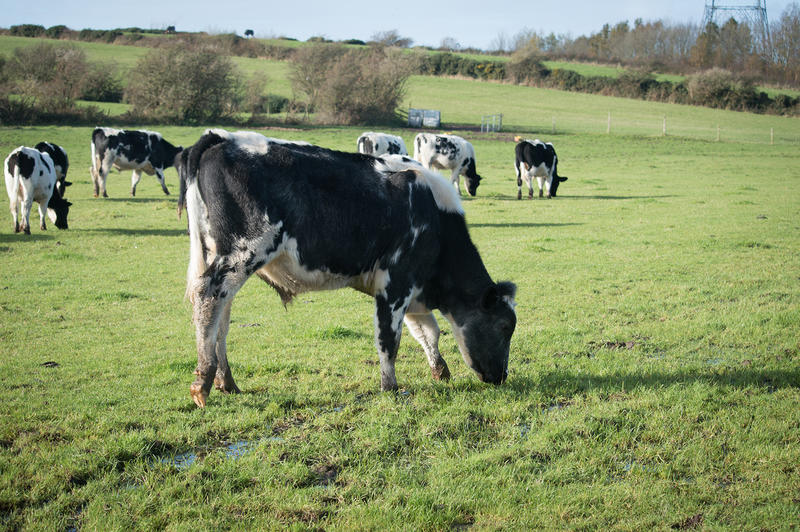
[1, 103, 798, 529]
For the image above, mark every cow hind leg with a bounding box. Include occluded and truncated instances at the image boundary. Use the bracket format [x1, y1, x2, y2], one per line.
[404, 312, 450, 381]
[20, 196, 33, 235]
[37, 203, 47, 231]
[536, 176, 545, 198]
[130, 170, 142, 196]
[213, 301, 241, 394]
[9, 199, 19, 233]
[189, 259, 247, 407]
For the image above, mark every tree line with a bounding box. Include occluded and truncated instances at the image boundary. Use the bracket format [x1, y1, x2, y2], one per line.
[1, 6, 799, 126]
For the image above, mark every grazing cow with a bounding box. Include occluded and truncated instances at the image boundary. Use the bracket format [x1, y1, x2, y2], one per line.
[176, 129, 516, 408]
[514, 138, 568, 199]
[4, 146, 71, 234]
[357, 132, 408, 156]
[413, 133, 482, 196]
[90, 127, 182, 197]
[34, 142, 71, 196]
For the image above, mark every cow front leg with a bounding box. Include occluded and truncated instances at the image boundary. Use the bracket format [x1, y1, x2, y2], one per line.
[404, 311, 450, 381]
[450, 169, 462, 196]
[374, 293, 409, 391]
[544, 176, 553, 198]
[155, 169, 170, 195]
[214, 301, 241, 394]
[130, 170, 142, 196]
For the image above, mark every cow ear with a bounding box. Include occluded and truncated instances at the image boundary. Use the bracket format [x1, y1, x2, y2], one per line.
[66, 201, 73, 207]
[480, 285, 499, 311]
[559, 177, 568, 182]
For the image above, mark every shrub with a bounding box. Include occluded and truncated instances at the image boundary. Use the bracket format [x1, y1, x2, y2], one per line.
[5, 43, 88, 112]
[45, 25, 69, 39]
[81, 64, 124, 103]
[314, 47, 414, 124]
[125, 45, 241, 123]
[9, 25, 45, 38]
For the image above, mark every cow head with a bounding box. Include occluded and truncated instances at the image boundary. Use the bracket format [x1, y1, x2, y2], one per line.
[463, 158, 482, 196]
[47, 190, 71, 230]
[445, 281, 517, 384]
[550, 176, 568, 197]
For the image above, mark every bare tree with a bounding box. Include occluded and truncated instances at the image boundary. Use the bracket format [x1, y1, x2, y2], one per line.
[370, 30, 413, 48]
[773, 3, 800, 83]
[288, 43, 346, 113]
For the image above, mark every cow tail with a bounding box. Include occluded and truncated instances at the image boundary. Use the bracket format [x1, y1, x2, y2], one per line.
[90, 139, 99, 181]
[182, 131, 227, 303]
[10, 156, 22, 220]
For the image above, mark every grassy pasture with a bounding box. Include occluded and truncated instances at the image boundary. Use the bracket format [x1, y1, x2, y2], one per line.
[0, 107, 798, 529]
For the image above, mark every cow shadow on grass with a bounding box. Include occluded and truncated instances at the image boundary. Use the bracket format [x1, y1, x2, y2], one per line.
[0, 232, 54, 243]
[80, 228, 187, 237]
[504, 366, 800, 398]
[558, 194, 677, 201]
[93, 197, 173, 203]
[470, 222, 584, 228]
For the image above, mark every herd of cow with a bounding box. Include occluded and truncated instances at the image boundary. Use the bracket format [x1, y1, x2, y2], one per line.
[5, 127, 569, 407]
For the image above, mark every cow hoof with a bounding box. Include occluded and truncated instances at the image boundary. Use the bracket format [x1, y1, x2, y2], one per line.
[103, 192, 108, 198]
[214, 377, 241, 394]
[130, 191, 136, 197]
[14, 224, 20, 233]
[93, 193, 99, 198]
[190, 383, 208, 408]
[517, 192, 522, 200]
[23, 227, 31, 235]
[431, 363, 451, 381]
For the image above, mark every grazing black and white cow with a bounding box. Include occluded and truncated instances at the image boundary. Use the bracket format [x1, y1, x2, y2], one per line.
[4, 146, 71, 234]
[34, 142, 71, 196]
[357, 132, 408, 156]
[514, 138, 568, 199]
[413, 133, 482, 196]
[90, 127, 182, 198]
[176, 129, 516, 408]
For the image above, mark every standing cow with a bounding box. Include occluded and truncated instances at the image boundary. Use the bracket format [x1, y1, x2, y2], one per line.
[34, 142, 71, 197]
[413, 133, 482, 196]
[357, 132, 408, 156]
[176, 129, 516, 408]
[90, 127, 182, 198]
[514, 138, 568, 199]
[4, 146, 71, 234]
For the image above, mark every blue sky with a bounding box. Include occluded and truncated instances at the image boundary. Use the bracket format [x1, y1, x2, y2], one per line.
[6, 0, 796, 50]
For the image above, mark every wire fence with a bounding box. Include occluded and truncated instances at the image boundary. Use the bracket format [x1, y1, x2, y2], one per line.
[508, 111, 800, 146]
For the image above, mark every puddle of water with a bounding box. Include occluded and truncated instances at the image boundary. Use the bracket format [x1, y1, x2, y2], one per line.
[164, 452, 198, 471]
[224, 440, 252, 459]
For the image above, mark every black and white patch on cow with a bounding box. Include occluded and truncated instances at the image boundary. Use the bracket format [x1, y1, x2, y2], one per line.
[514, 138, 568, 199]
[176, 129, 516, 407]
[4, 146, 71, 234]
[357, 132, 408, 156]
[34, 142, 71, 196]
[90, 127, 182, 197]
[413, 133, 482, 196]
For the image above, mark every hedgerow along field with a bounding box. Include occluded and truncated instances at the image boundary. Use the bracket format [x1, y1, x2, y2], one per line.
[1, 90, 800, 529]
